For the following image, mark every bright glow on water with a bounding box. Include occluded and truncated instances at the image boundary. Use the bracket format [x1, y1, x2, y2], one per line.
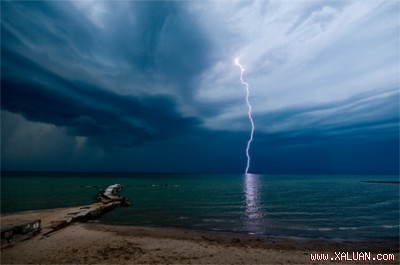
[243, 174, 265, 233]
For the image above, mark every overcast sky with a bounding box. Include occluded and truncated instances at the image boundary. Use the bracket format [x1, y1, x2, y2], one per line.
[1, 0, 399, 174]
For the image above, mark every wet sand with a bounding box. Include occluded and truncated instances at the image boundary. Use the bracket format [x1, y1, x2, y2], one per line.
[1, 208, 399, 264]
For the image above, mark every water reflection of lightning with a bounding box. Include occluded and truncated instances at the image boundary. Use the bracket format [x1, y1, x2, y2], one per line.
[235, 58, 254, 175]
[244, 174, 264, 233]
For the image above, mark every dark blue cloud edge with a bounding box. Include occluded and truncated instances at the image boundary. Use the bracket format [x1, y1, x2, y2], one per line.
[1, 0, 213, 148]
[1, 49, 201, 148]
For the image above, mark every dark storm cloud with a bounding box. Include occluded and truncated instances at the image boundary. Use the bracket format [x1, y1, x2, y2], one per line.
[1, 0, 398, 174]
[1, 0, 213, 96]
[100, 1, 211, 91]
[1, 1, 95, 52]
[1, 49, 200, 148]
[1, 0, 211, 148]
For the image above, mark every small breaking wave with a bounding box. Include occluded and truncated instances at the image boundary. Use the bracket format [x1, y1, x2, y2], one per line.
[382, 224, 400, 229]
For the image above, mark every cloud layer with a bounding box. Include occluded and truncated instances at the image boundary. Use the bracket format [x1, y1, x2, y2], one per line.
[1, 0, 398, 173]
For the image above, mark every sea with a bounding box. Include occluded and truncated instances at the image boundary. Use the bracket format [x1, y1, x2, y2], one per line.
[1, 172, 399, 241]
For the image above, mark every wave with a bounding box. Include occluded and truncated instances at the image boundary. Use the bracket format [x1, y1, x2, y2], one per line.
[338, 227, 359, 230]
[369, 199, 399, 207]
[203, 218, 235, 223]
[382, 224, 400, 229]
[284, 226, 360, 232]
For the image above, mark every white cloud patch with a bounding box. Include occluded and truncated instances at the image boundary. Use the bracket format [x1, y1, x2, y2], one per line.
[193, 0, 399, 135]
[71, 0, 107, 29]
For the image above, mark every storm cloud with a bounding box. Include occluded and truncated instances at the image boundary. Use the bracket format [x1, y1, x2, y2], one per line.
[1, 0, 398, 173]
[1, 50, 201, 148]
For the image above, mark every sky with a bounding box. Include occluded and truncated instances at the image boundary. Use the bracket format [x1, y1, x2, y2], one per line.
[1, 0, 399, 174]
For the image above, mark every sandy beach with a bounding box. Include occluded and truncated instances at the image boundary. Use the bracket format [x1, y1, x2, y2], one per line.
[1, 207, 399, 264]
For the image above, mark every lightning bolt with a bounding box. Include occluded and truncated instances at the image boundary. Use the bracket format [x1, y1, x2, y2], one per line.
[235, 58, 254, 175]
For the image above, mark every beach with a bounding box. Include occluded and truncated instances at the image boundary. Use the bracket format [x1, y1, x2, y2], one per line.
[1, 207, 398, 264]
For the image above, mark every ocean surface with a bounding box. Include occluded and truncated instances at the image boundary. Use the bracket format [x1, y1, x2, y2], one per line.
[1, 172, 399, 240]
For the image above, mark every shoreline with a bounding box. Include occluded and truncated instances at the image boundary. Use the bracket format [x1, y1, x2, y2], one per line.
[2, 206, 399, 244]
[85, 223, 400, 252]
[1, 208, 399, 264]
[87, 221, 400, 245]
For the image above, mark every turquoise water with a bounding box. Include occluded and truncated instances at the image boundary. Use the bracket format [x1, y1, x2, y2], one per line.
[1, 172, 399, 240]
